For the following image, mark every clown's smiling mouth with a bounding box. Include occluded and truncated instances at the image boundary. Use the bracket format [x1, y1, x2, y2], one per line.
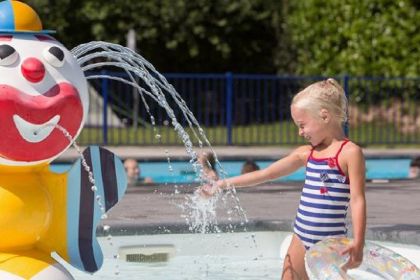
[0, 82, 83, 161]
[13, 114, 61, 143]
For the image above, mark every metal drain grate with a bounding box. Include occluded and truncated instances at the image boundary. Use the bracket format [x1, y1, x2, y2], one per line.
[126, 253, 169, 263]
[119, 244, 175, 263]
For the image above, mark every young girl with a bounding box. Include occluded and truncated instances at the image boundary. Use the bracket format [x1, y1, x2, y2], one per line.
[200, 78, 366, 280]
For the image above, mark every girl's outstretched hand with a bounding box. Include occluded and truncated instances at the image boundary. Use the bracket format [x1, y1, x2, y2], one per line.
[197, 182, 220, 198]
[340, 242, 364, 272]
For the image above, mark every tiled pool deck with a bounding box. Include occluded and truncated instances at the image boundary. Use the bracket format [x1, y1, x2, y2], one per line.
[60, 146, 420, 245]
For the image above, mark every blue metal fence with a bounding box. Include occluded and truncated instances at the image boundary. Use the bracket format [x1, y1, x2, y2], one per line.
[79, 73, 420, 146]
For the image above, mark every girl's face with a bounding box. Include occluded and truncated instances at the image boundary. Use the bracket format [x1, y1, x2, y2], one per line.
[291, 105, 327, 146]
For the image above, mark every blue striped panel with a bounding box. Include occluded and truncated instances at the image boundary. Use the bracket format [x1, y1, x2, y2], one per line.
[63, 146, 127, 272]
[66, 159, 84, 270]
[113, 154, 127, 200]
[89, 146, 105, 268]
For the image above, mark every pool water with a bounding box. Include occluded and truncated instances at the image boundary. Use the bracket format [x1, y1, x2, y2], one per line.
[58, 231, 420, 280]
[51, 158, 411, 183]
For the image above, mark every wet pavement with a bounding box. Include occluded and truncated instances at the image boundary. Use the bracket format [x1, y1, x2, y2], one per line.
[102, 179, 420, 245]
[58, 146, 420, 245]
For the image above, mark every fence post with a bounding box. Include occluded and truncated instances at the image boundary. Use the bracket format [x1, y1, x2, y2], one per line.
[101, 70, 108, 145]
[225, 72, 233, 145]
[343, 75, 350, 137]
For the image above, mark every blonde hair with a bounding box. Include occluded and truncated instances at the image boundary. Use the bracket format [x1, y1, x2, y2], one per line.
[291, 78, 348, 124]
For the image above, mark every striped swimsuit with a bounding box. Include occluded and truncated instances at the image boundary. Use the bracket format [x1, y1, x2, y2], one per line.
[293, 140, 350, 249]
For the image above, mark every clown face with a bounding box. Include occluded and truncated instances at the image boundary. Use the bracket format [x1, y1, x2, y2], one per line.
[0, 33, 88, 165]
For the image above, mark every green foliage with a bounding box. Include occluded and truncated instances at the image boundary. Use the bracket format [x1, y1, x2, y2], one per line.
[26, 0, 92, 47]
[27, 0, 282, 73]
[25, 0, 419, 75]
[287, 0, 420, 77]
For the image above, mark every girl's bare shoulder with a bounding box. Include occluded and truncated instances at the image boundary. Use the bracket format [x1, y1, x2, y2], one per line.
[342, 141, 364, 158]
[291, 145, 313, 162]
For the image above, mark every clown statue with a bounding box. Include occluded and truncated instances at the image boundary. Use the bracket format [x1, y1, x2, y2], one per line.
[0, 1, 127, 279]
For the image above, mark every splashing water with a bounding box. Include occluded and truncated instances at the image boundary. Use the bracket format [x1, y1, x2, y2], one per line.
[36, 123, 120, 274]
[71, 41, 248, 233]
[181, 192, 220, 233]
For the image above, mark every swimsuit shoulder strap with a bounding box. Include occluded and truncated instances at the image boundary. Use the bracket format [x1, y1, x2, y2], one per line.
[308, 146, 315, 160]
[335, 139, 350, 159]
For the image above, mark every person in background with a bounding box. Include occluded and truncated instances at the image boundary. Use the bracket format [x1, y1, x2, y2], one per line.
[241, 159, 260, 174]
[408, 156, 420, 179]
[197, 151, 219, 182]
[200, 78, 366, 280]
[123, 158, 153, 186]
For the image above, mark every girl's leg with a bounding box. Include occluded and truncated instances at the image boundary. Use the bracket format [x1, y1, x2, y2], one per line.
[281, 234, 309, 280]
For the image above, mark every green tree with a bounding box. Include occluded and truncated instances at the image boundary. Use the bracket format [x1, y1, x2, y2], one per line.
[27, 0, 284, 73]
[287, 0, 420, 77]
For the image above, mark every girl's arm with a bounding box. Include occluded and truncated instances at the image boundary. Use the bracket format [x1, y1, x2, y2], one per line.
[202, 145, 310, 195]
[341, 144, 367, 270]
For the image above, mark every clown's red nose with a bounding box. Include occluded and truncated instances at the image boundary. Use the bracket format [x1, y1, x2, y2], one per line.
[21, 57, 45, 83]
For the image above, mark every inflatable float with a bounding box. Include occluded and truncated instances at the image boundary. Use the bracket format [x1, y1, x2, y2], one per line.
[305, 236, 420, 280]
[0, 1, 127, 279]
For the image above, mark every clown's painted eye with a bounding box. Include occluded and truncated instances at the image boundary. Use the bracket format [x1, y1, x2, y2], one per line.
[43, 46, 65, 67]
[0, 44, 18, 66]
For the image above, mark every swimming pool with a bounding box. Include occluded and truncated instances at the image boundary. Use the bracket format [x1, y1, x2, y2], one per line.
[51, 158, 411, 183]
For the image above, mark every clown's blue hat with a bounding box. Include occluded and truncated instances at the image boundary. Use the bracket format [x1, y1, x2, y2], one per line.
[0, 0, 55, 34]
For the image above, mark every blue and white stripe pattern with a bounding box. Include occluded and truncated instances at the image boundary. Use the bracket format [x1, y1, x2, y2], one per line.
[66, 146, 127, 272]
[294, 143, 350, 250]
